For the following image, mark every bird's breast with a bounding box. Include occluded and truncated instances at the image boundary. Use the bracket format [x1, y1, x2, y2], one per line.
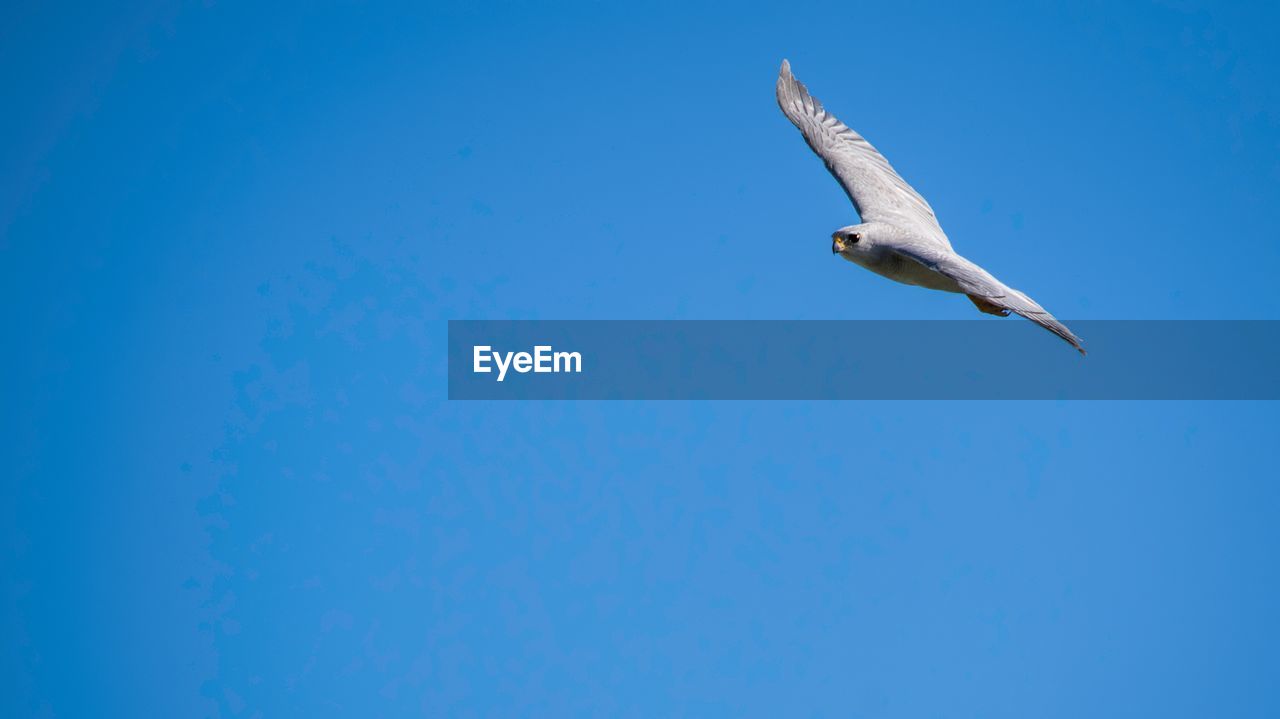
[840, 249, 962, 293]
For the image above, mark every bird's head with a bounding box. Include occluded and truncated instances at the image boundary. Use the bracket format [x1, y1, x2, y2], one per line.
[831, 224, 874, 258]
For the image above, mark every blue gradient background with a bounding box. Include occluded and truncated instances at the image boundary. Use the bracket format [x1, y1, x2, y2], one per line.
[3, 1, 1279, 716]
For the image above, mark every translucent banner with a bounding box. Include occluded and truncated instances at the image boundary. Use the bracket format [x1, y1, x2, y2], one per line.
[448, 321, 1279, 400]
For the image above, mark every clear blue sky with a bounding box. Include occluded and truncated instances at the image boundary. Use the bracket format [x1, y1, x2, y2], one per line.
[3, 1, 1279, 716]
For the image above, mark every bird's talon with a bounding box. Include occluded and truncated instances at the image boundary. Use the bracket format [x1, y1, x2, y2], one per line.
[967, 294, 1010, 316]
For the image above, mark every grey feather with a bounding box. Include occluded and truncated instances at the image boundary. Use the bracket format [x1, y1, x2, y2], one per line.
[891, 241, 1086, 354]
[776, 59, 951, 251]
[776, 59, 1085, 355]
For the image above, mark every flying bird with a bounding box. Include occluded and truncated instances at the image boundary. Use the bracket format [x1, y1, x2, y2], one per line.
[776, 60, 1085, 354]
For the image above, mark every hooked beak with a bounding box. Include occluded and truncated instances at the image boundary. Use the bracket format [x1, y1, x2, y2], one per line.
[831, 234, 843, 254]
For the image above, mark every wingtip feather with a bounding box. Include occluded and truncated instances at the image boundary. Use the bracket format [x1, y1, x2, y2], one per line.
[776, 60, 799, 111]
[776, 59, 818, 118]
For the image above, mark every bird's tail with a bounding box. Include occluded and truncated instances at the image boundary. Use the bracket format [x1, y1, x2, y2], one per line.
[989, 286, 1086, 355]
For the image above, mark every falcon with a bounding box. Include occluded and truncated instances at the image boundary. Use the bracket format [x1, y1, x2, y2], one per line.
[776, 60, 1085, 354]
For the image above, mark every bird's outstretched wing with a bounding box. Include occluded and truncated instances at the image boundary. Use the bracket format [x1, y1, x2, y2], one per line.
[776, 60, 950, 250]
[891, 241, 1086, 354]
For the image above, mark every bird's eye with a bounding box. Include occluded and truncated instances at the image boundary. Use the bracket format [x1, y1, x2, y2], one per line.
[850, 233, 861, 242]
